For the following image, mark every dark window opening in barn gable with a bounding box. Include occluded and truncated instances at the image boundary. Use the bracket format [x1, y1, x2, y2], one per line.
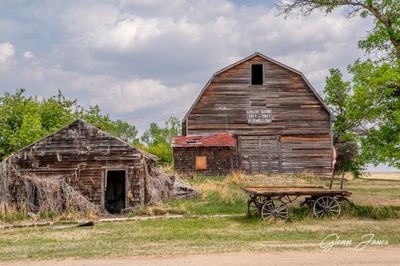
[105, 170, 126, 214]
[251, 64, 263, 85]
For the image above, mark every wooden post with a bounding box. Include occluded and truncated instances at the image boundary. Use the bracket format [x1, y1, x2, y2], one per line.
[340, 171, 345, 190]
[278, 137, 282, 173]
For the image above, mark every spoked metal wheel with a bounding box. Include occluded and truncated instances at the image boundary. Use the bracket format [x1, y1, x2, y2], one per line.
[261, 199, 289, 221]
[313, 196, 341, 218]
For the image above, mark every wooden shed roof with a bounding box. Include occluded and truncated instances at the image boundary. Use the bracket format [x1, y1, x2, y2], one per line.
[183, 52, 333, 121]
[2, 119, 158, 162]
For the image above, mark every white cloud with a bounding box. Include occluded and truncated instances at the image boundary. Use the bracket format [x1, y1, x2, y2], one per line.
[0, 42, 15, 64]
[23, 51, 35, 59]
[91, 17, 164, 51]
[0, 1, 372, 130]
[90, 79, 197, 113]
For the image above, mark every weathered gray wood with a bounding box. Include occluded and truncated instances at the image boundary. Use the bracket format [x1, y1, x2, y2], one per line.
[181, 54, 333, 176]
[0, 120, 156, 208]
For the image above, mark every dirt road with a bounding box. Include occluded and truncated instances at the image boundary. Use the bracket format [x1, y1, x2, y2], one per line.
[2, 247, 399, 266]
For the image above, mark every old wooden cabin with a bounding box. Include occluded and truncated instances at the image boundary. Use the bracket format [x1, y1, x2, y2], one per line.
[175, 52, 333, 176]
[0, 119, 167, 213]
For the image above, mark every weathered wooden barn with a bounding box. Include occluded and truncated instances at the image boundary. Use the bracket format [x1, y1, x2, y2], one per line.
[173, 133, 238, 176]
[0, 119, 177, 214]
[178, 52, 333, 176]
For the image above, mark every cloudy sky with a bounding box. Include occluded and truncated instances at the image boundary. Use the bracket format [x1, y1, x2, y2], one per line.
[0, 0, 370, 132]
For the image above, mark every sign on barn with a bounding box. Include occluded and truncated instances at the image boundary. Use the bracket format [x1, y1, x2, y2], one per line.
[246, 109, 272, 124]
[175, 52, 334, 176]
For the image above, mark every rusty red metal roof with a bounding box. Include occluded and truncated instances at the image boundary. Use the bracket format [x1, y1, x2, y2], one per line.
[172, 133, 235, 148]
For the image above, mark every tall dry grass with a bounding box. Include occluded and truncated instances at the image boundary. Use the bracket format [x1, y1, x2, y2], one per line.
[195, 171, 246, 203]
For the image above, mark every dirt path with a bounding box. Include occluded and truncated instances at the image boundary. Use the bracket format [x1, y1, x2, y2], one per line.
[2, 247, 399, 266]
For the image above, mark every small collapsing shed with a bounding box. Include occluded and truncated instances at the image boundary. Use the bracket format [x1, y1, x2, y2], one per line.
[172, 133, 239, 176]
[0, 119, 193, 214]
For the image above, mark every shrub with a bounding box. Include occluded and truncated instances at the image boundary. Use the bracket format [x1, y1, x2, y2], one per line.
[144, 142, 173, 164]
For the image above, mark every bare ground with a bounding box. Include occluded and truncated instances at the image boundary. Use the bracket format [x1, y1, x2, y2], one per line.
[2, 247, 399, 266]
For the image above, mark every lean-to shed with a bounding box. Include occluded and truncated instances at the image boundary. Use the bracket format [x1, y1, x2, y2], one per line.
[0, 119, 180, 214]
[178, 52, 334, 176]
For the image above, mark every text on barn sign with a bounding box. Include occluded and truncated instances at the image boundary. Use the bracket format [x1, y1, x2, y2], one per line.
[246, 109, 272, 124]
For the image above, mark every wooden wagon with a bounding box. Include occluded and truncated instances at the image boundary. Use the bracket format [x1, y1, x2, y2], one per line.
[241, 185, 352, 220]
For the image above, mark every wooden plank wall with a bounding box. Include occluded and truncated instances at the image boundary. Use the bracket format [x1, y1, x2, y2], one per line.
[0, 120, 147, 207]
[173, 147, 238, 176]
[185, 55, 332, 175]
[238, 136, 280, 174]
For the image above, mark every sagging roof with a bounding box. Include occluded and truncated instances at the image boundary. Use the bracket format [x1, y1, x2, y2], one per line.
[172, 133, 236, 148]
[183, 52, 333, 122]
[2, 119, 158, 162]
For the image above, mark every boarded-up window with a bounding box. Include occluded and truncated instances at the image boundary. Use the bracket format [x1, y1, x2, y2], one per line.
[195, 156, 207, 170]
[251, 64, 263, 85]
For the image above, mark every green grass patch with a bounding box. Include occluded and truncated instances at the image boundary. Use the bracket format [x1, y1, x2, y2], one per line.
[0, 216, 399, 261]
[0, 212, 29, 223]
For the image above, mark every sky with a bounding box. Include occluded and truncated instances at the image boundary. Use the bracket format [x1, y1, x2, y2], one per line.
[0, 0, 396, 171]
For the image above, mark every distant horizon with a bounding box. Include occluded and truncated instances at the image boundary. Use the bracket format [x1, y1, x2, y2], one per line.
[367, 164, 399, 173]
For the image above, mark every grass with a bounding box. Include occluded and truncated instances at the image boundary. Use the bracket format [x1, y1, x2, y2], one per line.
[0, 216, 399, 261]
[161, 172, 400, 218]
[0, 210, 97, 225]
[1, 171, 400, 261]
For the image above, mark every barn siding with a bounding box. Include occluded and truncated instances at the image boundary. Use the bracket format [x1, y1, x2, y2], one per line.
[183, 54, 332, 176]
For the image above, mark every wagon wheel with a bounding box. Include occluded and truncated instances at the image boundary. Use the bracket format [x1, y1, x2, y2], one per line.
[261, 199, 289, 221]
[247, 196, 265, 217]
[313, 196, 341, 218]
[248, 201, 261, 217]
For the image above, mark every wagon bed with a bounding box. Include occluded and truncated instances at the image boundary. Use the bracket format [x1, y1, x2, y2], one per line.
[241, 185, 352, 220]
[242, 186, 352, 197]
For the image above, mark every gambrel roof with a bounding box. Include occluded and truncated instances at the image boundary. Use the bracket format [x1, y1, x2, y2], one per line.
[183, 52, 333, 121]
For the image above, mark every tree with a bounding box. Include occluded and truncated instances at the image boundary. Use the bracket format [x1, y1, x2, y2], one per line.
[108, 119, 139, 144]
[349, 60, 400, 168]
[276, 0, 400, 62]
[141, 117, 181, 163]
[141, 117, 181, 146]
[323, 69, 365, 176]
[323, 58, 400, 171]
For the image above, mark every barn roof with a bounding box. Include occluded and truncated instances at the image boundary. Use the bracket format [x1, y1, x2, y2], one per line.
[2, 119, 158, 162]
[172, 133, 236, 148]
[183, 52, 333, 121]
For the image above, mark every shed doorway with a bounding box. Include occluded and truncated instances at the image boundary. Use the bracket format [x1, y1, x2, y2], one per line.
[105, 170, 126, 214]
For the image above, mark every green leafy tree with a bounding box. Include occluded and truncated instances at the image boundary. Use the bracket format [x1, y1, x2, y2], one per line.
[141, 117, 181, 163]
[323, 69, 365, 176]
[107, 119, 139, 144]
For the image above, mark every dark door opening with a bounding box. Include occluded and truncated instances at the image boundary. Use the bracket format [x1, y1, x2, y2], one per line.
[105, 170, 126, 214]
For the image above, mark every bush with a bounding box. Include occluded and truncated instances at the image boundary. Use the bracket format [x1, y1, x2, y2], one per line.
[144, 142, 173, 163]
